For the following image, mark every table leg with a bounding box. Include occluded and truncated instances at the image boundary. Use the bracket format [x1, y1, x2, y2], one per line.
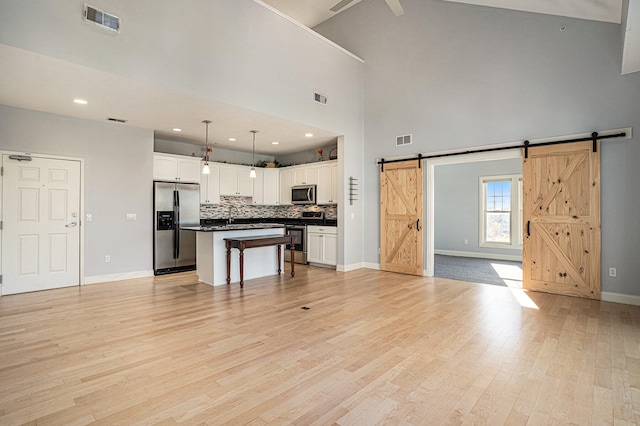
[290, 247, 295, 277]
[239, 247, 245, 288]
[277, 244, 282, 275]
[226, 241, 231, 285]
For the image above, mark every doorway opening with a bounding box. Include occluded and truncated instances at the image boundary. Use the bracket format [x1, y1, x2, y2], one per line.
[426, 149, 523, 288]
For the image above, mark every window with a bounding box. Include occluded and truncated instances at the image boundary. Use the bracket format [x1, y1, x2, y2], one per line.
[480, 175, 522, 248]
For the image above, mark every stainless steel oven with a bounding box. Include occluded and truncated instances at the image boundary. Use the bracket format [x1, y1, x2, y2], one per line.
[285, 224, 307, 264]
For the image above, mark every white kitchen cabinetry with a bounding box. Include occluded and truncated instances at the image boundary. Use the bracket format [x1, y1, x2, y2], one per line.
[307, 225, 337, 267]
[279, 168, 293, 205]
[293, 164, 318, 186]
[200, 162, 220, 204]
[252, 168, 279, 205]
[153, 153, 201, 183]
[316, 161, 338, 204]
[219, 164, 253, 197]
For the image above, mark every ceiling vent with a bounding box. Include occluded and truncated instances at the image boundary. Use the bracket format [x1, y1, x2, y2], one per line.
[107, 117, 127, 123]
[314, 92, 328, 105]
[396, 134, 412, 146]
[84, 4, 120, 32]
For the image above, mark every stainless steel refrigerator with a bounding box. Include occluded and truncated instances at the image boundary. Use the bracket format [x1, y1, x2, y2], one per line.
[153, 181, 200, 275]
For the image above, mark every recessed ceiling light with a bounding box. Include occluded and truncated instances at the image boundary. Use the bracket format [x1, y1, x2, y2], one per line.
[172, 128, 182, 132]
[229, 138, 236, 142]
[272, 141, 280, 145]
[305, 133, 313, 138]
[73, 99, 88, 105]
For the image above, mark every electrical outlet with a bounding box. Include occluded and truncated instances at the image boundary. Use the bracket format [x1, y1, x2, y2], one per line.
[86, 213, 92, 222]
[105, 255, 111, 263]
[126, 213, 137, 221]
[609, 267, 617, 277]
[464, 239, 468, 245]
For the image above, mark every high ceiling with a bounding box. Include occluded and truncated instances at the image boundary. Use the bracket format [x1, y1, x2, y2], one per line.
[263, 0, 639, 75]
[1, 0, 637, 157]
[263, 0, 624, 27]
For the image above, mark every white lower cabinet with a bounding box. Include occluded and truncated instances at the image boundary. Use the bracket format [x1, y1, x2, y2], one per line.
[307, 226, 337, 266]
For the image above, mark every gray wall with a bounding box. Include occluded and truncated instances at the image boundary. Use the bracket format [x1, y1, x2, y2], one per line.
[276, 142, 338, 166]
[0, 105, 153, 278]
[316, 0, 640, 295]
[434, 158, 522, 257]
[155, 139, 274, 166]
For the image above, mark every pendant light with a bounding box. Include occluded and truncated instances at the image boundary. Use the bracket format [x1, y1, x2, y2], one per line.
[249, 130, 258, 178]
[202, 120, 211, 175]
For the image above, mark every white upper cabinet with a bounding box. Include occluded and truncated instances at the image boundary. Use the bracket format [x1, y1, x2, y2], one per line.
[317, 161, 338, 204]
[200, 162, 220, 204]
[153, 153, 201, 183]
[219, 164, 254, 197]
[252, 168, 279, 205]
[279, 168, 293, 205]
[292, 164, 318, 186]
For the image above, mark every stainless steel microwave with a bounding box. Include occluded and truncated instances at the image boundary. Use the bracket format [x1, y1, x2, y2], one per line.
[291, 184, 316, 205]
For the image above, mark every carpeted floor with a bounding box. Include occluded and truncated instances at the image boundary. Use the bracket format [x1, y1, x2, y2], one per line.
[434, 254, 523, 287]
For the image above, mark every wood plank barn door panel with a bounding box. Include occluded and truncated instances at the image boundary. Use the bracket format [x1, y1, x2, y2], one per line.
[522, 141, 601, 299]
[380, 161, 423, 275]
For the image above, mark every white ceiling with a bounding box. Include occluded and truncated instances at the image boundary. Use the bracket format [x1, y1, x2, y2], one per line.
[264, 0, 639, 75]
[264, 0, 624, 26]
[0, 44, 338, 155]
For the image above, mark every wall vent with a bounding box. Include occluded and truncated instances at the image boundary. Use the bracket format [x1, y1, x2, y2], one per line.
[314, 92, 328, 105]
[396, 134, 412, 146]
[84, 4, 120, 32]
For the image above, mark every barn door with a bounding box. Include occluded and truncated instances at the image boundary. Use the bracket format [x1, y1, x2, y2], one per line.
[380, 161, 423, 275]
[522, 141, 600, 299]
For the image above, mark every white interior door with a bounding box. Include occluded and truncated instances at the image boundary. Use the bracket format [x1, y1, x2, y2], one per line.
[2, 155, 81, 295]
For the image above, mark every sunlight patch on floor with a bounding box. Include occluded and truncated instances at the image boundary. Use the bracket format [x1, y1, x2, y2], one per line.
[491, 262, 538, 309]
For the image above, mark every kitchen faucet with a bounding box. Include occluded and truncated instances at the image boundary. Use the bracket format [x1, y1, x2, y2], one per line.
[228, 206, 238, 224]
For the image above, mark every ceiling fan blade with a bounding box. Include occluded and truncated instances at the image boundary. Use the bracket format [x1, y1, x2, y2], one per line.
[384, 0, 405, 16]
[330, 0, 356, 13]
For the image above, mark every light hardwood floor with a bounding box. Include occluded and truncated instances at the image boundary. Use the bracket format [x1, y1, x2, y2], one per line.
[1, 266, 639, 425]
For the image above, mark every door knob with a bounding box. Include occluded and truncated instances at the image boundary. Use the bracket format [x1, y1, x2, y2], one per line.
[66, 221, 78, 227]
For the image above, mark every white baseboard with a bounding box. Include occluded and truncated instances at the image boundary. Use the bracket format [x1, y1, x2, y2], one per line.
[601, 291, 640, 306]
[363, 262, 380, 270]
[83, 270, 154, 285]
[337, 262, 367, 272]
[435, 249, 522, 262]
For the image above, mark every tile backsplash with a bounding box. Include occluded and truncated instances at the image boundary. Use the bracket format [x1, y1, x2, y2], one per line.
[201, 196, 337, 220]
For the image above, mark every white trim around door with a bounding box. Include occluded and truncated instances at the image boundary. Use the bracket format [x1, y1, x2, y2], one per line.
[0, 150, 84, 295]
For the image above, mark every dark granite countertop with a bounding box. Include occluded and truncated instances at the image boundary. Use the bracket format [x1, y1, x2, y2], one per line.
[200, 218, 337, 227]
[182, 223, 286, 232]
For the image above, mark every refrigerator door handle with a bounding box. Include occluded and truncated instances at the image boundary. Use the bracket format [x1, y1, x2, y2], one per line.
[174, 190, 180, 259]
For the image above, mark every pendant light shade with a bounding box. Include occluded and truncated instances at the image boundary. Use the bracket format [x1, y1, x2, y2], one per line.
[249, 130, 258, 179]
[202, 120, 212, 175]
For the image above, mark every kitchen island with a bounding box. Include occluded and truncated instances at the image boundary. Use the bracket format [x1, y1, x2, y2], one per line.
[182, 223, 290, 287]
